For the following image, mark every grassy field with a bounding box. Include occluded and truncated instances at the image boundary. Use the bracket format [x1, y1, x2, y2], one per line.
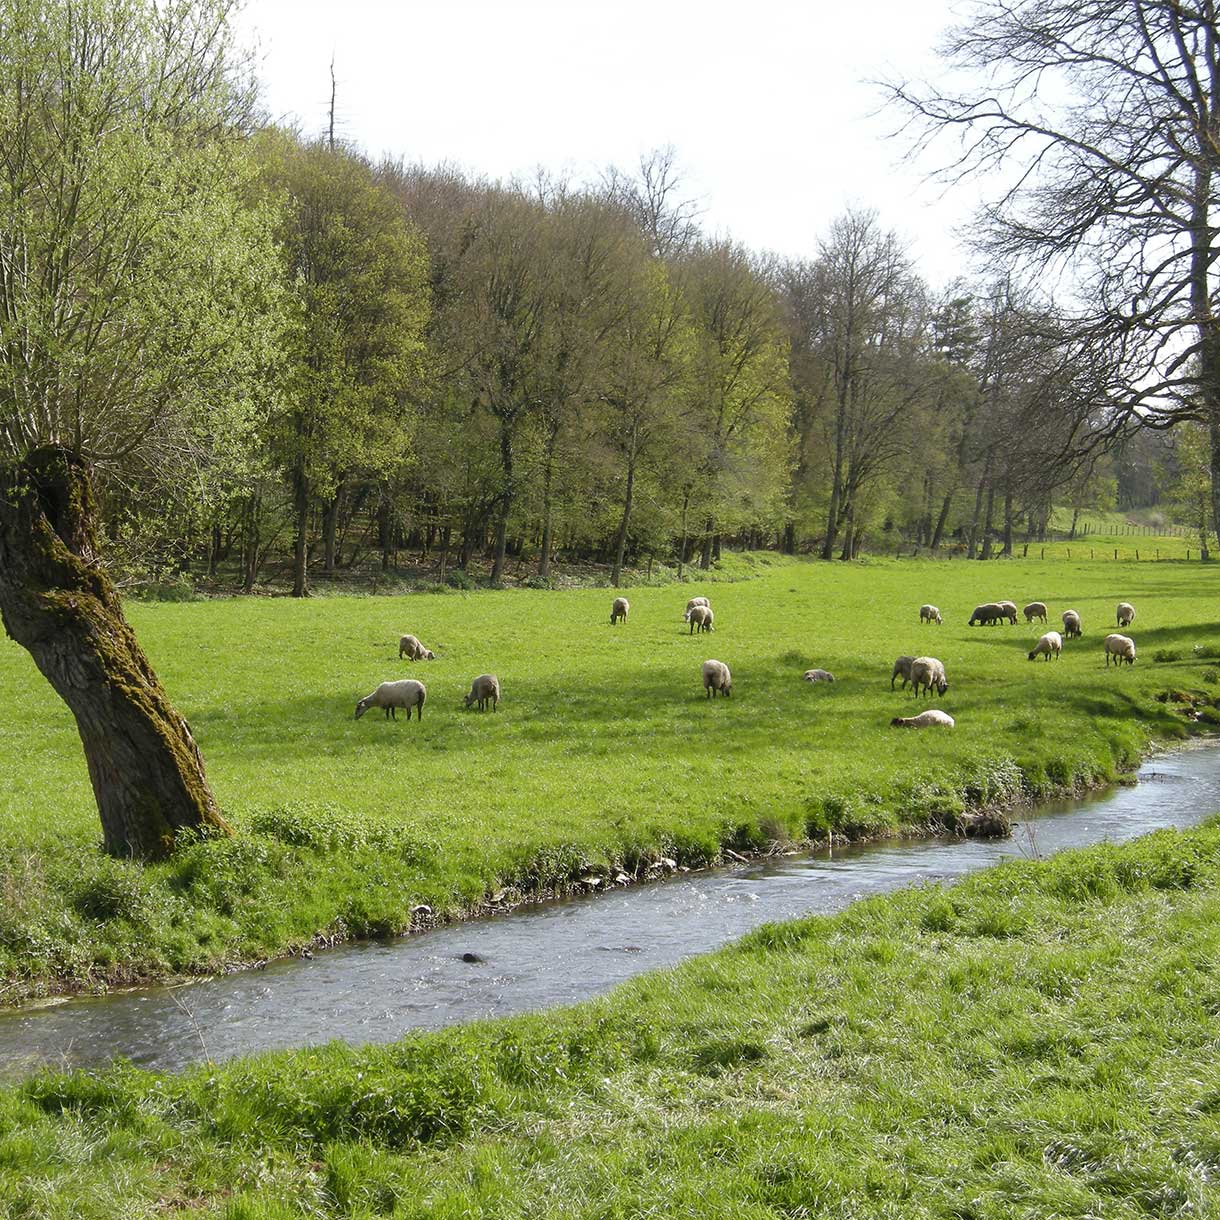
[2, 816, 1218, 1218]
[1, 552, 1220, 1000]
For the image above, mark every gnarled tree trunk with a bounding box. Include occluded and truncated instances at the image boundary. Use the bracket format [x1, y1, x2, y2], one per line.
[0, 449, 231, 859]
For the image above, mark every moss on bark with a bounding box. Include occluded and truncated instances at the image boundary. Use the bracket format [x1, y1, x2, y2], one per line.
[0, 448, 231, 859]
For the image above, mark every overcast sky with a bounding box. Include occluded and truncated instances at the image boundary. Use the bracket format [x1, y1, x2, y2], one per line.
[237, 0, 979, 285]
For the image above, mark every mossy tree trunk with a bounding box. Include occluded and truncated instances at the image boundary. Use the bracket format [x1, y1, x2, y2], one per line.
[0, 449, 231, 859]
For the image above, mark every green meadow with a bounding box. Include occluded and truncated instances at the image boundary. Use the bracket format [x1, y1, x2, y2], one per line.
[1, 552, 1219, 999]
[2, 817, 1218, 1218]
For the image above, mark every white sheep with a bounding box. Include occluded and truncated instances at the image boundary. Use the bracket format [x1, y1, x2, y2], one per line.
[463, 673, 501, 711]
[355, 679, 426, 721]
[1062, 609, 1082, 639]
[1104, 633, 1136, 667]
[802, 669, 835, 683]
[910, 656, 948, 697]
[891, 655, 915, 690]
[1028, 630, 1063, 661]
[702, 659, 732, 698]
[683, 596, 711, 622]
[687, 604, 714, 634]
[996, 600, 1019, 625]
[398, 634, 435, 661]
[890, 710, 955, 728]
[1116, 602, 1136, 628]
[610, 596, 629, 625]
[1023, 602, 1048, 623]
[919, 604, 942, 625]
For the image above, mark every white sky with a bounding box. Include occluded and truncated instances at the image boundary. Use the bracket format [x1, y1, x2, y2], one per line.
[237, 0, 978, 286]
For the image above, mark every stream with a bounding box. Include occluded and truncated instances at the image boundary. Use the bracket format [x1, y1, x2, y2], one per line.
[3, 742, 1219, 1082]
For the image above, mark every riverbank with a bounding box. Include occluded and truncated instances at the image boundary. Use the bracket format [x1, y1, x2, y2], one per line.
[5, 741, 1217, 1080]
[2, 555, 1219, 1004]
[4, 813, 1219, 1216]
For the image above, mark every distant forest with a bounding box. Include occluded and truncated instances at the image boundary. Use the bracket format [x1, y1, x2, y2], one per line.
[91, 137, 1200, 594]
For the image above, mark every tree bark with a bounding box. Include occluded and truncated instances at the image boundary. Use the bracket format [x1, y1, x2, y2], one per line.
[610, 453, 636, 587]
[291, 463, 310, 598]
[0, 450, 231, 859]
[538, 422, 560, 581]
[699, 517, 714, 570]
[491, 422, 515, 585]
[979, 480, 996, 560]
[677, 487, 690, 579]
[321, 487, 342, 574]
[931, 488, 954, 551]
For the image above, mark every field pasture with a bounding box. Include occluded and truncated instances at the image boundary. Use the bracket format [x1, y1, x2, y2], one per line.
[0, 553, 1218, 998]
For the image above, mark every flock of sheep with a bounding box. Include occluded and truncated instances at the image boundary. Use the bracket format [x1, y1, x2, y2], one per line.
[354, 632, 500, 723]
[888, 598, 1141, 731]
[352, 589, 1141, 732]
[616, 595, 731, 697]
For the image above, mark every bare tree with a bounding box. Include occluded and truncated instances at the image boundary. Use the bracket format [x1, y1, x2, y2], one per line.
[605, 146, 703, 259]
[800, 211, 933, 560]
[884, 0, 1220, 534]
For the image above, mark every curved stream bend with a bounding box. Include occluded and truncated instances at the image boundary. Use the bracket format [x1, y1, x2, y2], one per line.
[3, 744, 1219, 1081]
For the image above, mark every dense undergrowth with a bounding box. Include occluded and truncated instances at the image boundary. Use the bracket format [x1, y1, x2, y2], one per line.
[1, 552, 1219, 1001]
[2, 818, 1219, 1216]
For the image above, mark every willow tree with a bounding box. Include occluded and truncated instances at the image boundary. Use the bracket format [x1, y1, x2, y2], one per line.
[0, 0, 282, 858]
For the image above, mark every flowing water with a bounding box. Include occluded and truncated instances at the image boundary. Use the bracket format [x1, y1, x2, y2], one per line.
[3, 743, 1220, 1082]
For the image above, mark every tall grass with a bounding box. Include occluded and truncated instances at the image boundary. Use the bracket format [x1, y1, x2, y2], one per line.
[2, 819, 1219, 1217]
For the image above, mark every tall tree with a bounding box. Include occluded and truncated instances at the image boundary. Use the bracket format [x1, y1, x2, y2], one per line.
[260, 136, 429, 597]
[450, 189, 550, 584]
[886, 0, 1220, 535]
[0, 0, 282, 857]
[681, 242, 793, 567]
[801, 212, 933, 560]
[601, 246, 693, 584]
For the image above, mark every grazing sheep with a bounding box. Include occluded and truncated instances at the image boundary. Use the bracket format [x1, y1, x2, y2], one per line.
[909, 656, 949, 697]
[1023, 601, 1048, 624]
[968, 602, 1005, 626]
[687, 604, 714, 634]
[610, 596, 630, 625]
[919, 604, 943, 625]
[1028, 630, 1063, 662]
[891, 710, 955, 728]
[997, 600, 1019, 624]
[1062, 609, 1082, 639]
[1104, 634, 1136, 667]
[355, 679, 426, 721]
[398, 634, 436, 661]
[802, 669, 835, 683]
[891, 655, 915, 690]
[702, 659, 732, 697]
[683, 596, 711, 622]
[463, 673, 501, 711]
[1117, 602, 1136, 628]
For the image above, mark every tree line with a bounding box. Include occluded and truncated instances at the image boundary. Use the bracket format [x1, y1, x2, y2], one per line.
[102, 133, 1155, 594]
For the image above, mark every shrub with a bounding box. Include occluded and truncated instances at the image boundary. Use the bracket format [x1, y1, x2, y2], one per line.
[132, 575, 199, 602]
[1153, 649, 1182, 663]
[445, 569, 475, 590]
[68, 857, 155, 924]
